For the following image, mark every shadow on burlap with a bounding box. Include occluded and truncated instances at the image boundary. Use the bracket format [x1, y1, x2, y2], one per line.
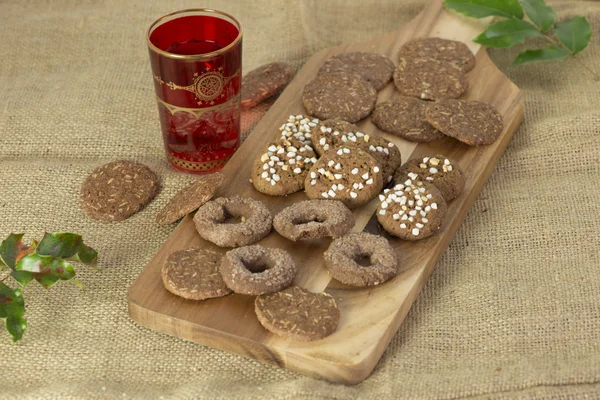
[1, 0, 599, 399]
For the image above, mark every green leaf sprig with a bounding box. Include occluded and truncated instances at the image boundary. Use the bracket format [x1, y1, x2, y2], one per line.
[444, 0, 597, 78]
[0, 232, 97, 342]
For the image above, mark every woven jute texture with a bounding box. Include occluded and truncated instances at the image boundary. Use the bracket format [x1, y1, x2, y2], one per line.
[1, 0, 600, 398]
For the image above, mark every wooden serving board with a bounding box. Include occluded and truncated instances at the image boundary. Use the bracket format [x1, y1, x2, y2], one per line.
[129, 0, 524, 385]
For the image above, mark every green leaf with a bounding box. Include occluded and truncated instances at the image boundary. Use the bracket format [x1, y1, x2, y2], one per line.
[475, 18, 543, 48]
[0, 282, 27, 342]
[36, 232, 83, 259]
[513, 45, 570, 64]
[68, 244, 98, 270]
[521, 0, 555, 31]
[0, 234, 25, 270]
[555, 16, 592, 54]
[444, 0, 524, 19]
[10, 270, 34, 287]
[16, 254, 76, 289]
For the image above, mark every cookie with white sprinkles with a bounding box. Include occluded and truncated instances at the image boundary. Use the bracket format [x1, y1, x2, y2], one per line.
[393, 57, 468, 100]
[372, 98, 444, 142]
[393, 155, 465, 201]
[319, 52, 395, 90]
[279, 114, 320, 146]
[377, 179, 447, 240]
[251, 138, 317, 196]
[310, 118, 360, 156]
[305, 147, 383, 209]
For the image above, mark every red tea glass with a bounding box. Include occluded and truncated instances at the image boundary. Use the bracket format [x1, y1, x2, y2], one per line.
[147, 9, 242, 173]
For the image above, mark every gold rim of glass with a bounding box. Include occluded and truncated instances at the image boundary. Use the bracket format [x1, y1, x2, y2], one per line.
[146, 8, 243, 60]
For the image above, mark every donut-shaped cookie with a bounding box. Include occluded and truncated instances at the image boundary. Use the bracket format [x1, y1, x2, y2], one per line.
[220, 245, 297, 295]
[323, 232, 398, 287]
[273, 200, 355, 241]
[193, 196, 273, 248]
[393, 155, 465, 201]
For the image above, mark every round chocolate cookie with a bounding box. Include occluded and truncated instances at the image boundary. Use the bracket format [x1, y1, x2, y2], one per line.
[310, 118, 360, 156]
[425, 99, 503, 146]
[241, 62, 296, 110]
[81, 160, 160, 222]
[161, 248, 231, 300]
[319, 52, 395, 90]
[193, 196, 272, 248]
[398, 37, 476, 73]
[324, 232, 398, 287]
[273, 200, 355, 241]
[156, 172, 223, 225]
[251, 138, 317, 196]
[279, 114, 320, 146]
[302, 72, 377, 123]
[220, 245, 296, 296]
[305, 147, 383, 209]
[372, 98, 444, 142]
[255, 286, 339, 341]
[393, 57, 468, 101]
[377, 179, 447, 240]
[393, 155, 465, 201]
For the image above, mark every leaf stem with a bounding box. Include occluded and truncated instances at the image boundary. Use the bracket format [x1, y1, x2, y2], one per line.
[543, 33, 600, 81]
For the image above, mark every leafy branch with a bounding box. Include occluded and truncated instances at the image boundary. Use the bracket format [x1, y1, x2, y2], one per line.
[444, 0, 597, 79]
[0, 232, 97, 342]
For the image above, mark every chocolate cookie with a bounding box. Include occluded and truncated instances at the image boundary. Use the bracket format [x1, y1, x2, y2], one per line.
[220, 245, 296, 296]
[161, 248, 231, 300]
[371, 98, 444, 142]
[305, 147, 383, 209]
[255, 286, 339, 341]
[279, 114, 320, 146]
[398, 37, 476, 73]
[81, 160, 160, 222]
[241, 62, 295, 109]
[302, 72, 377, 123]
[156, 172, 223, 225]
[377, 179, 447, 240]
[393, 57, 468, 100]
[310, 118, 360, 156]
[273, 200, 355, 241]
[193, 196, 272, 248]
[251, 138, 317, 196]
[393, 155, 465, 201]
[425, 99, 504, 146]
[324, 232, 398, 287]
[319, 52, 395, 90]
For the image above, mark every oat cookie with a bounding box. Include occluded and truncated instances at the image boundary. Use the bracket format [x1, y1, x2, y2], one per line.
[324, 232, 398, 287]
[393, 156, 465, 201]
[279, 114, 320, 146]
[372, 98, 444, 142]
[302, 72, 377, 123]
[81, 160, 160, 222]
[425, 99, 503, 146]
[251, 138, 317, 196]
[393, 57, 468, 100]
[273, 200, 355, 241]
[377, 179, 447, 240]
[156, 172, 223, 225]
[310, 118, 360, 156]
[220, 245, 296, 296]
[305, 147, 383, 209]
[398, 37, 476, 73]
[161, 248, 231, 300]
[255, 286, 339, 341]
[319, 52, 395, 90]
[241, 62, 295, 110]
[194, 196, 272, 248]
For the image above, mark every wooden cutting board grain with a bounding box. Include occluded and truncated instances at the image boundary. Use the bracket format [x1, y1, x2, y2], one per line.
[128, 0, 524, 384]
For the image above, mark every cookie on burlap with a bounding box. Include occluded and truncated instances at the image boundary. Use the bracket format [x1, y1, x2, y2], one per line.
[425, 99, 504, 146]
[156, 172, 223, 225]
[161, 248, 231, 300]
[393, 57, 468, 100]
[302, 72, 377, 123]
[393, 155, 465, 201]
[255, 286, 339, 341]
[324, 232, 398, 287]
[241, 62, 296, 110]
[193, 196, 272, 248]
[81, 160, 160, 222]
[279, 114, 320, 146]
[305, 147, 383, 209]
[273, 200, 355, 241]
[377, 179, 447, 240]
[220, 245, 296, 296]
[319, 52, 395, 90]
[372, 98, 444, 142]
[310, 118, 360, 156]
[398, 37, 476, 73]
[251, 138, 317, 196]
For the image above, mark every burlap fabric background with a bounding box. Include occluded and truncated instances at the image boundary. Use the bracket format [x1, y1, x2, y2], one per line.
[1, 0, 599, 398]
